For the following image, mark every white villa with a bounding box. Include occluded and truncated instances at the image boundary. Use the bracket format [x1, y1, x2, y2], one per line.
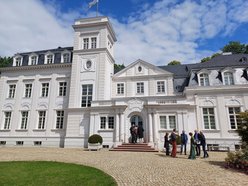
[0, 16, 247, 150]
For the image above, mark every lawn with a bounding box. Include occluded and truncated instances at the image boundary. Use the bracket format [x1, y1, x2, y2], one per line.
[0, 161, 117, 186]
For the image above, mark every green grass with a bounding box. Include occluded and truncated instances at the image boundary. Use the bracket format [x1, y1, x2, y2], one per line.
[0, 161, 117, 186]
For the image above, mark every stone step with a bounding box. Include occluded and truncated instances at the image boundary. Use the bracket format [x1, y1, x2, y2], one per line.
[110, 143, 158, 152]
[109, 148, 158, 152]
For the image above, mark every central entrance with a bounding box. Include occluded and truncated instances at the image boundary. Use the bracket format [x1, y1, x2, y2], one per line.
[130, 115, 143, 127]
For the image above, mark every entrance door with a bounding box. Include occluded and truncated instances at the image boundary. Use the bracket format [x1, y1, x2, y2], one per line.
[130, 115, 143, 127]
[130, 115, 144, 143]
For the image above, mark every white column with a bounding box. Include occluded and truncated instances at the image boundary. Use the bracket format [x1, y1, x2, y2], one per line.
[89, 114, 95, 136]
[153, 113, 158, 143]
[115, 113, 119, 142]
[120, 114, 125, 142]
[149, 113, 153, 142]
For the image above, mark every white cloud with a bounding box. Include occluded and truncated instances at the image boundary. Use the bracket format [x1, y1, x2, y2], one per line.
[0, 0, 248, 66]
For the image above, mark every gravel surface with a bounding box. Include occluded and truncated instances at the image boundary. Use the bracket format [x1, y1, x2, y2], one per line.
[0, 147, 247, 186]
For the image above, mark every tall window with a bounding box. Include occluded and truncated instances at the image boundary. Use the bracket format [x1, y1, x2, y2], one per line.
[8, 84, 16, 98]
[4, 112, 12, 129]
[117, 83, 124, 94]
[41, 83, 49, 97]
[229, 107, 241, 129]
[15, 57, 21, 66]
[21, 111, 29, 129]
[62, 53, 70, 63]
[46, 55, 53, 64]
[56, 111, 64, 129]
[199, 73, 209, 86]
[136, 82, 144, 94]
[38, 111, 46, 129]
[24, 84, 32, 98]
[203, 108, 216, 129]
[81, 84, 93, 107]
[83, 38, 89, 49]
[224, 72, 234, 85]
[100, 116, 114, 129]
[160, 115, 176, 129]
[91, 37, 97, 49]
[31, 56, 37, 65]
[59, 82, 67, 96]
[157, 81, 165, 93]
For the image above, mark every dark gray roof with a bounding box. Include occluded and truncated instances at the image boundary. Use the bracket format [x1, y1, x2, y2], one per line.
[13, 46, 73, 66]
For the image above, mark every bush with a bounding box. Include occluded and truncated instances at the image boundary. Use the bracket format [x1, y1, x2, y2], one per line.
[88, 134, 103, 144]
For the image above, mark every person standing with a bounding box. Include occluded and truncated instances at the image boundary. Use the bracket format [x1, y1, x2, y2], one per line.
[199, 131, 209, 158]
[170, 129, 177, 158]
[164, 132, 170, 156]
[188, 132, 196, 160]
[180, 130, 188, 155]
[194, 130, 201, 156]
[130, 124, 135, 143]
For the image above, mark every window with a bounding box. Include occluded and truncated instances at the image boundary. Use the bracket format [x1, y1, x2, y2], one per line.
[229, 107, 241, 129]
[38, 111, 46, 129]
[0, 141, 6, 145]
[117, 83, 124, 94]
[91, 37, 97, 49]
[199, 73, 209, 86]
[83, 38, 89, 49]
[56, 111, 64, 129]
[157, 81, 165, 93]
[30, 56, 37, 65]
[4, 111, 12, 129]
[21, 111, 29, 129]
[24, 84, 32, 98]
[34, 141, 42, 146]
[62, 53, 70, 63]
[160, 115, 176, 130]
[81, 84, 93, 107]
[59, 82, 67, 96]
[100, 116, 114, 129]
[137, 82, 144, 94]
[16, 141, 24, 146]
[46, 54, 53, 64]
[41, 83, 49, 97]
[138, 66, 142, 72]
[85, 60, 92, 70]
[202, 108, 216, 129]
[224, 72, 234, 85]
[15, 57, 22, 66]
[8, 84, 16, 98]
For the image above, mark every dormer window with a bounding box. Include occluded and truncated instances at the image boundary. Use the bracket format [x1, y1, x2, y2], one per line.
[29, 55, 38, 65]
[199, 73, 209, 86]
[62, 53, 70, 63]
[224, 72, 234, 85]
[45, 53, 54, 64]
[13, 56, 22, 66]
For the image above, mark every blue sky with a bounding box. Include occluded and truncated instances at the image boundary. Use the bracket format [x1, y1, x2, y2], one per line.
[0, 0, 248, 65]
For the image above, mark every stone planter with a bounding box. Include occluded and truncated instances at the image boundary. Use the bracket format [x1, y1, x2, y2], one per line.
[88, 143, 102, 151]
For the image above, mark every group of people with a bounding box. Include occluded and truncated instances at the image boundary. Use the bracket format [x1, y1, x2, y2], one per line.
[164, 129, 209, 159]
[130, 123, 144, 143]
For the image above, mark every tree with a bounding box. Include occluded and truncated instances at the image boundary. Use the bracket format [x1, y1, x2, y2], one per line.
[222, 41, 246, 54]
[168, 60, 181, 65]
[211, 53, 220, 59]
[114, 63, 125, 73]
[200, 57, 211, 63]
[0, 56, 12, 67]
[237, 111, 248, 147]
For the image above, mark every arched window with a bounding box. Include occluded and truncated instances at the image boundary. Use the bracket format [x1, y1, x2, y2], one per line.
[199, 73, 209, 86]
[224, 72, 234, 85]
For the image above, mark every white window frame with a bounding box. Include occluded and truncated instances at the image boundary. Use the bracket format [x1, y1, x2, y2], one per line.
[38, 111, 46, 129]
[13, 56, 23, 66]
[56, 110, 64, 129]
[136, 82, 144, 94]
[59, 82, 67, 96]
[100, 116, 115, 130]
[29, 54, 38, 65]
[157, 81, 165, 93]
[159, 115, 177, 130]
[91, 37, 97, 49]
[223, 72, 234, 85]
[20, 111, 29, 129]
[61, 52, 70, 63]
[199, 73, 210, 86]
[3, 111, 12, 129]
[202, 107, 216, 130]
[83, 38, 89, 49]
[24, 84, 32, 98]
[117, 83, 124, 95]
[81, 84, 93, 107]
[228, 107, 241, 130]
[8, 84, 16, 98]
[41, 83, 49, 97]
[45, 53, 54, 64]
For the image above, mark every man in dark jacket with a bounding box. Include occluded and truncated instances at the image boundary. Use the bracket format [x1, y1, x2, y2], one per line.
[199, 131, 209, 158]
[180, 130, 188, 155]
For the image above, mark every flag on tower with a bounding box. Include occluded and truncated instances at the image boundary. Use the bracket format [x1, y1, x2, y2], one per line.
[88, 0, 99, 9]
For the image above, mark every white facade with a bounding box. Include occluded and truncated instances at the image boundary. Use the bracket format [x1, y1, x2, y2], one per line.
[0, 16, 247, 150]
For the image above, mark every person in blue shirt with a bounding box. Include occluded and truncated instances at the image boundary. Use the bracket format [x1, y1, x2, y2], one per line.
[180, 130, 188, 155]
[194, 130, 201, 156]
